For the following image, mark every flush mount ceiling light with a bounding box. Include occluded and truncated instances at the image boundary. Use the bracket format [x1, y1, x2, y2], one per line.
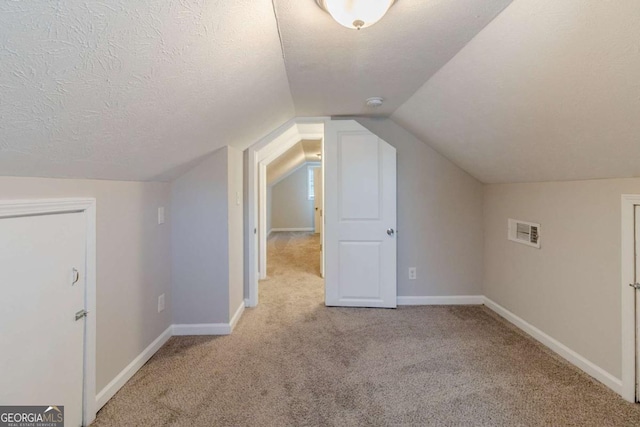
[315, 0, 396, 30]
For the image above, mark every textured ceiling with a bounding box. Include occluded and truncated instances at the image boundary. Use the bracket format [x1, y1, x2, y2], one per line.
[393, 0, 640, 183]
[1, 0, 638, 184]
[0, 0, 294, 181]
[275, 0, 513, 116]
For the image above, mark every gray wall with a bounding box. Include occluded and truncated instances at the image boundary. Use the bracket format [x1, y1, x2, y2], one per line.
[171, 146, 244, 325]
[0, 176, 172, 393]
[171, 147, 230, 324]
[357, 118, 485, 297]
[269, 165, 314, 231]
[484, 178, 640, 379]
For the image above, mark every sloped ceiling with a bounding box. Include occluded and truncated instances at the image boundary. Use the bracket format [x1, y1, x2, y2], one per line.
[267, 139, 321, 185]
[301, 139, 322, 162]
[393, 0, 640, 183]
[0, 0, 294, 181]
[1, 0, 639, 184]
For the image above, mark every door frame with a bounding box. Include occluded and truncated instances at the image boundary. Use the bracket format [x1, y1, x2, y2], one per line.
[0, 198, 97, 425]
[621, 194, 640, 402]
[246, 117, 327, 307]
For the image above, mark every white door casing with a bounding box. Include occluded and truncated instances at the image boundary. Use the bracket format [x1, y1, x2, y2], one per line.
[0, 212, 86, 426]
[259, 162, 268, 280]
[324, 120, 397, 308]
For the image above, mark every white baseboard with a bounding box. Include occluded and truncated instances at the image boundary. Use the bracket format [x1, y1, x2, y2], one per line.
[483, 297, 623, 395]
[270, 227, 314, 232]
[96, 304, 248, 410]
[397, 295, 484, 305]
[173, 302, 246, 336]
[172, 323, 232, 336]
[95, 325, 172, 410]
[229, 300, 245, 332]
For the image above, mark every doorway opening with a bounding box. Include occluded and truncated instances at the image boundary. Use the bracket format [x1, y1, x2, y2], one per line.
[262, 139, 325, 303]
[246, 118, 326, 307]
[246, 118, 398, 310]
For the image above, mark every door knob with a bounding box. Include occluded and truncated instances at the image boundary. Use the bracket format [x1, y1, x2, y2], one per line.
[387, 228, 395, 236]
[629, 283, 640, 290]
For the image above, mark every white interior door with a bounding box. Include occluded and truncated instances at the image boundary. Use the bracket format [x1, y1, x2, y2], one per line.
[324, 120, 397, 308]
[0, 212, 87, 427]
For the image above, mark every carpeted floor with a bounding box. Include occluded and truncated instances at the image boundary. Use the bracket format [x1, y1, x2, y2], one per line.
[93, 232, 640, 426]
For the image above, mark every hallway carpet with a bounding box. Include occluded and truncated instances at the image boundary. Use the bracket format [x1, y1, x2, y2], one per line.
[93, 232, 640, 426]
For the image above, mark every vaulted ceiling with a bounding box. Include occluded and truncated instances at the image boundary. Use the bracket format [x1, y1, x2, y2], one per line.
[393, 0, 640, 183]
[1, 0, 638, 183]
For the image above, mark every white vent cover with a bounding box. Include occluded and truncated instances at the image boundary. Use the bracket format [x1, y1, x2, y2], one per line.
[508, 218, 540, 249]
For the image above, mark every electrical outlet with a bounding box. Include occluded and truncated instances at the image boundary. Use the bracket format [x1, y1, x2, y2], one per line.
[158, 207, 165, 225]
[158, 294, 165, 312]
[408, 267, 417, 280]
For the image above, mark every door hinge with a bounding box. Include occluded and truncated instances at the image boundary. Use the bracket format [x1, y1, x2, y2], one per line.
[75, 309, 89, 321]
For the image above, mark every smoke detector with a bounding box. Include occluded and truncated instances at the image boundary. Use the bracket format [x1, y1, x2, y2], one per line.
[365, 97, 384, 108]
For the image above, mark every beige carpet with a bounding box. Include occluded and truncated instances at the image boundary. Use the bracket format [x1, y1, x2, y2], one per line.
[93, 232, 640, 426]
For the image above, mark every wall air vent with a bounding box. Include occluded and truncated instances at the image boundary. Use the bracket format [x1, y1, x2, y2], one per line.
[508, 218, 541, 249]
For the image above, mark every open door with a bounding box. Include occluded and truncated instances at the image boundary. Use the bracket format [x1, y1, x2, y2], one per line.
[324, 120, 397, 308]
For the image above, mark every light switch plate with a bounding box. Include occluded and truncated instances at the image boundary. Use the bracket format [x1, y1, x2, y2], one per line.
[158, 294, 165, 312]
[158, 207, 165, 224]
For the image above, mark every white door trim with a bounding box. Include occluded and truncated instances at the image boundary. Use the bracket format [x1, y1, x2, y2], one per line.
[621, 194, 640, 402]
[246, 117, 328, 307]
[0, 198, 98, 425]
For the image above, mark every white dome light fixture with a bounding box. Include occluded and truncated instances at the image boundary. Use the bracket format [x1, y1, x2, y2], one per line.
[315, 0, 396, 30]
